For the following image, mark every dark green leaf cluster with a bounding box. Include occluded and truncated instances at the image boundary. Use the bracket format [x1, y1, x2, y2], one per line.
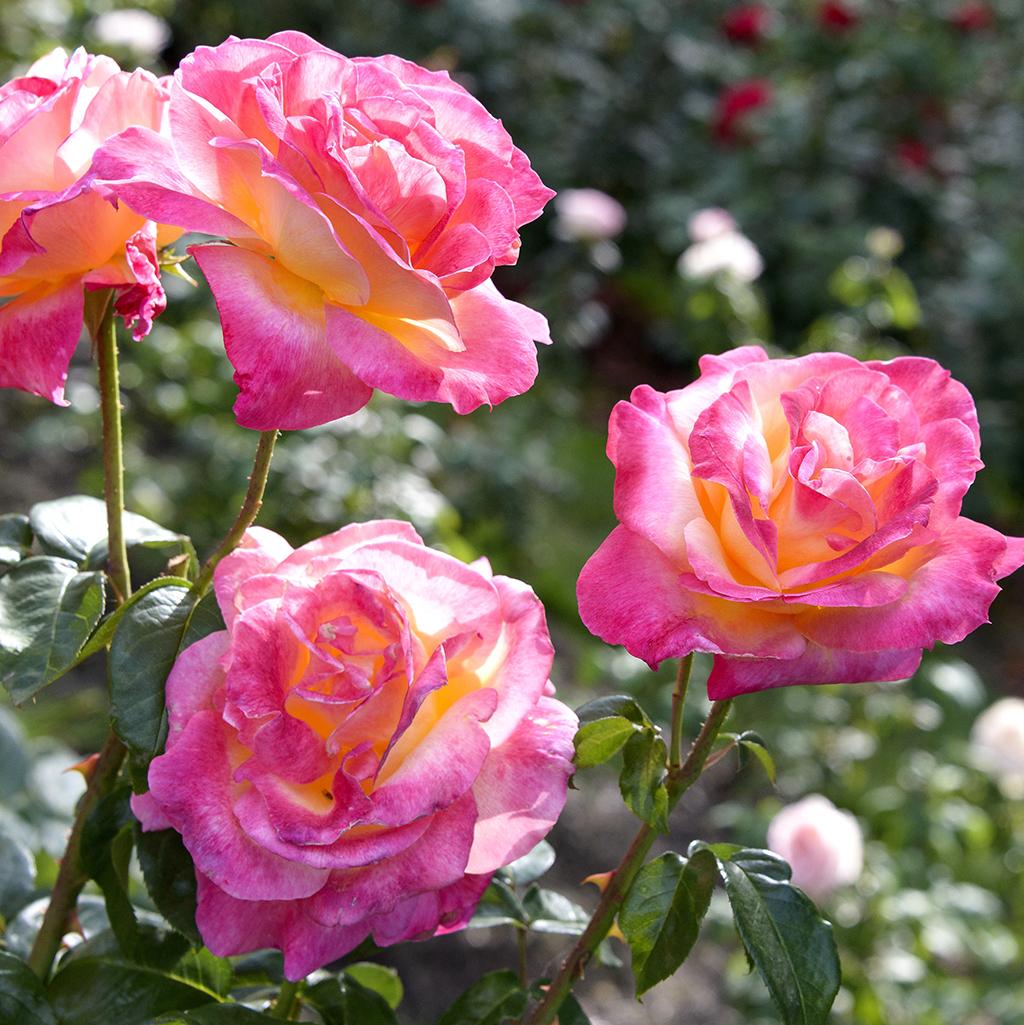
[574, 695, 669, 832]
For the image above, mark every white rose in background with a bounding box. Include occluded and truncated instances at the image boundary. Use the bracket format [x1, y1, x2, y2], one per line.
[767, 796, 864, 902]
[970, 697, 1024, 797]
[679, 206, 763, 283]
[553, 188, 627, 242]
[90, 9, 171, 58]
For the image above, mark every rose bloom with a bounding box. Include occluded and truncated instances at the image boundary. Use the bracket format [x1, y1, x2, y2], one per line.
[713, 80, 772, 144]
[133, 521, 576, 979]
[970, 697, 1024, 796]
[818, 1, 858, 33]
[678, 227, 763, 284]
[577, 346, 1024, 698]
[90, 9, 172, 59]
[721, 5, 771, 46]
[553, 188, 626, 243]
[949, 2, 992, 32]
[767, 796, 863, 902]
[0, 48, 175, 403]
[94, 33, 554, 430]
[687, 207, 737, 244]
[896, 138, 930, 172]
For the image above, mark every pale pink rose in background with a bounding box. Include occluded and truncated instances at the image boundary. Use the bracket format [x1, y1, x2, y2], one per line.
[970, 697, 1024, 796]
[0, 48, 176, 404]
[577, 346, 1024, 698]
[767, 795, 863, 902]
[553, 188, 626, 242]
[687, 207, 737, 243]
[133, 521, 576, 979]
[94, 33, 555, 430]
[680, 207, 763, 283]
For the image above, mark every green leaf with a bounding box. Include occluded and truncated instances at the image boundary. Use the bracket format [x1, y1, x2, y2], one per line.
[522, 886, 589, 936]
[173, 950, 232, 999]
[0, 830, 35, 920]
[502, 840, 555, 887]
[717, 848, 841, 1025]
[147, 1008, 275, 1025]
[619, 850, 716, 995]
[58, 923, 190, 974]
[0, 515, 32, 570]
[0, 952, 56, 1025]
[574, 716, 640, 769]
[344, 963, 402, 1010]
[109, 585, 221, 775]
[73, 576, 191, 669]
[619, 731, 668, 832]
[576, 694, 651, 728]
[80, 786, 138, 956]
[468, 878, 527, 929]
[28, 497, 187, 568]
[134, 827, 200, 944]
[0, 557, 105, 703]
[550, 993, 591, 1025]
[47, 956, 219, 1025]
[435, 970, 526, 1025]
[0, 709, 29, 799]
[304, 977, 398, 1025]
[737, 732, 776, 784]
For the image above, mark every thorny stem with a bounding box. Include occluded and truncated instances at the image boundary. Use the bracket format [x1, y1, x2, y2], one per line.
[28, 296, 130, 978]
[668, 654, 693, 772]
[193, 430, 278, 595]
[522, 660, 733, 1025]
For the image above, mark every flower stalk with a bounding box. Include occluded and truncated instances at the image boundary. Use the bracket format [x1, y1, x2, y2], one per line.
[194, 430, 278, 595]
[522, 662, 732, 1025]
[28, 296, 130, 979]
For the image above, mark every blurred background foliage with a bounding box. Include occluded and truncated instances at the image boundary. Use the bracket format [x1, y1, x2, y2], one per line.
[2, 0, 1024, 1022]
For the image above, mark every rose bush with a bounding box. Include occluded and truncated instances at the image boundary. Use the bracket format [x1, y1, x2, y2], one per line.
[577, 345, 1024, 698]
[767, 795, 863, 902]
[93, 32, 554, 430]
[133, 520, 576, 979]
[0, 47, 175, 403]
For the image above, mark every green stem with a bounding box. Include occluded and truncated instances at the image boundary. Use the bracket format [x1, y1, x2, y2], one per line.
[667, 699, 733, 801]
[522, 683, 732, 1025]
[193, 431, 278, 595]
[517, 926, 529, 987]
[27, 733, 126, 978]
[95, 297, 131, 604]
[668, 654, 693, 771]
[27, 296, 134, 980]
[270, 979, 301, 1020]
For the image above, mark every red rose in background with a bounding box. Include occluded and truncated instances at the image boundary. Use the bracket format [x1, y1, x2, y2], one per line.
[721, 5, 771, 46]
[896, 138, 931, 172]
[818, 1, 858, 32]
[949, 3, 992, 31]
[713, 80, 773, 144]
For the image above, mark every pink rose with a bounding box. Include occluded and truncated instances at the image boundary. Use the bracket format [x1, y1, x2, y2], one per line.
[767, 796, 863, 902]
[133, 521, 576, 979]
[0, 47, 176, 404]
[553, 188, 626, 242]
[577, 346, 1024, 699]
[94, 33, 555, 429]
